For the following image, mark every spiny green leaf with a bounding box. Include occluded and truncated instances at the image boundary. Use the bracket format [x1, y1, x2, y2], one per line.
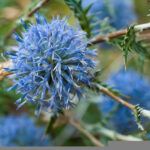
[111, 25, 150, 67]
[64, 0, 93, 38]
[121, 26, 135, 67]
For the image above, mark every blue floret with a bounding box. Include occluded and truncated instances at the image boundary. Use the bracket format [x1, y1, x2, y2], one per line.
[82, 0, 137, 34]
[0, 114, 50, 146]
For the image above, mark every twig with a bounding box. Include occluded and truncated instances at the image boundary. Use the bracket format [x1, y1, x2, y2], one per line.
[0, 61, 12, 81]
[89, 29, 127, 45]
[92, 83, 150, 119]
[68, 118, 104, 147]
[27, 0, 50, 17]
[86, 124, 143, 141]
[89, 22, 150, 45]
[99, 85, 135, 111]
[134, 23, 150, 32]
[5, 0, 50, 40]
[50, 101, 91, 145]
[45, 112, 104, 147]
[0, 70, 11, 81]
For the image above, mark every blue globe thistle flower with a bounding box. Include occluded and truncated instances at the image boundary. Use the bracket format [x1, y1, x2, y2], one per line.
[8, 14, 96, 114]
[82, 0, 137, 33]
[99, 69, 150, 134]
[0, 114, 51, 146]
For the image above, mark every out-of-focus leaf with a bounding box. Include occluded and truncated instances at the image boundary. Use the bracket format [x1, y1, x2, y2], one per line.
[0, 0, 17, 9]
[64, 0, 93, 37]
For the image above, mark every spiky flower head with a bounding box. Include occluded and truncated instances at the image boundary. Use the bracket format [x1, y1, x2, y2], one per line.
[82, 0, 137, 31]
[8, 14, 96, 114]
[0, 114, 50, 146]
[99, 69, 150, 134]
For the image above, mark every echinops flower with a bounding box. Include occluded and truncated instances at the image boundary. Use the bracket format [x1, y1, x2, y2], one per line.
[82, 0, 137, 33]
[8, 14, 96, 114]
[0, 114, 50, 146]
[99, 69, 150, 134]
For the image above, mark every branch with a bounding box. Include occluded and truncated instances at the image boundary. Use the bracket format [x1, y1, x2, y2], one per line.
[86, 124, 143, 141]
[27, 0, 50, 17]
[46, 112, 104, 147]
[100, 85, 135, 111]
[89, 29, 127, 45]
[0, 61, 12, 81]
[0, 70, 11, 81]
[5, 0, 50, 40]
[92, 83, 150, 119]
[68, 118, 104, 147]
[89, 22, 150, 45]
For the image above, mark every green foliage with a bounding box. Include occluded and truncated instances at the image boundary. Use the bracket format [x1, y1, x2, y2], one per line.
[112, 26, 150, 67]
[82, 103, 102, 124]
[64, 0, 93, 38]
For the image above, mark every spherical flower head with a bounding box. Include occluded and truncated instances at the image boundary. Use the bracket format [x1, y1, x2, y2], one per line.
[99, 69, 150, 134]
[0, 114, 50, 146]
[8, 14, 96, 114]
[82, 0, 137, 31]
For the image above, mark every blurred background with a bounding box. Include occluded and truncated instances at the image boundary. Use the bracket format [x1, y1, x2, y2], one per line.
[0, 0, 150, 146]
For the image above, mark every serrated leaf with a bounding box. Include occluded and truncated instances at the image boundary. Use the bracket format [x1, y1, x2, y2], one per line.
[111, 25, 150, 67]
[64, 0, 93, 38]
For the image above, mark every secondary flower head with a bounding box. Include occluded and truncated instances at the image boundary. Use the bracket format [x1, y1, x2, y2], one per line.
[8, 14, 96, 114]
[82, 0, 137, 33]
[99, 69, 150, 134]
[0, 114, 50, 146]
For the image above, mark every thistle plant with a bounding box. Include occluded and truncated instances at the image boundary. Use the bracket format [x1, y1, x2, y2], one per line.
[99, 69, 150, 134]
[7, 14, 96, 114]
[1, 0, 150, 146]
[0, 114, 50, 146]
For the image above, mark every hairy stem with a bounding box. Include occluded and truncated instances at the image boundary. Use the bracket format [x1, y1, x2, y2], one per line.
[92, 83, 150, 119]
[89, 22, 150, 45]
[99, 85, 135, 111]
